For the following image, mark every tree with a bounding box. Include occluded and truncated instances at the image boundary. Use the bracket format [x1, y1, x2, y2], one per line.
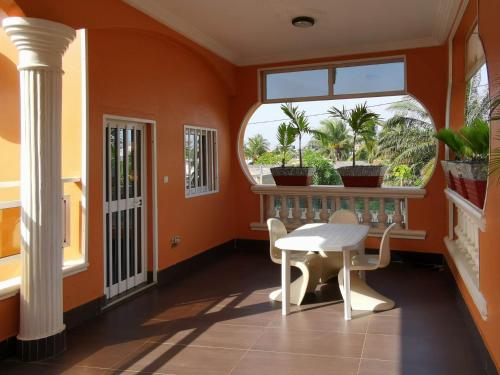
[281, 103, 311, 167]
[378, 97, 436, 184]
[328, 103, 379, 166]
[392, 165, 413, 186]
[465, 69, 489, 126]
[244, 134, 270, 163]
[276, 122, 296, 167]
[310, 119, 352, 161]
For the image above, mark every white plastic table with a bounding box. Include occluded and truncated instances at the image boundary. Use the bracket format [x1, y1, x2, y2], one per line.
[275, 223, 370, 320]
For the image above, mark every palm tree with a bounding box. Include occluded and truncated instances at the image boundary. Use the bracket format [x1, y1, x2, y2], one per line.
[281, 103, 311, 167]
[465, 70, 489, 126]
[276, 122, 295, 167]
[244, 134, 270, 163]
[328, 103, 379, 167]
[378, 97, 436, 179]
[311, 119, 352, 161]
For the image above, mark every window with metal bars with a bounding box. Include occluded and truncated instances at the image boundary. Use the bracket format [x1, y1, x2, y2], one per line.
[184, 125, 218, 197]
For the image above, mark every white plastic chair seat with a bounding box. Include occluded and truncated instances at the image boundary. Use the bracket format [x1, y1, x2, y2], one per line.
[351, 254, 379, 271]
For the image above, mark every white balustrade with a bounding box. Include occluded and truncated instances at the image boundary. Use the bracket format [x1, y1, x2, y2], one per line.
[444, 188, 487, 320]
[251, 185, 426, 239]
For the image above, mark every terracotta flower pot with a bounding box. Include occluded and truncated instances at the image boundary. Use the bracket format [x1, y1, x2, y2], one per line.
[336, 165, 387, 187]
[270, 167, 315, 186]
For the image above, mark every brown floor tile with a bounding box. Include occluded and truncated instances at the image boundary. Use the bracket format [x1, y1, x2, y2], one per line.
[358, 358, 484, 375]
[231, 350, 359, 375]
[252, 327, 365, 358]
[367, 313, 464, 338]
[268, 309, 369, 334]
[45, 338, 148, 368]
[148, 322, 265, 349]
[111, 342, 245, 375]
[362, 333, 481, 368]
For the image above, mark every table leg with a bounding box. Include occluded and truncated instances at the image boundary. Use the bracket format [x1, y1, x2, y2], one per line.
[281, 250, 290, 316]
[343, 250, 352, 320]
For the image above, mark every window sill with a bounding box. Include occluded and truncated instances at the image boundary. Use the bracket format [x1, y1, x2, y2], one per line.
[0, 258, 88, 301]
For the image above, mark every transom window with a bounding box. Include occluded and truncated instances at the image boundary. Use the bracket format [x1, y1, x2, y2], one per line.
[261, 58, 406, 103]
[184, 125, 218, 197]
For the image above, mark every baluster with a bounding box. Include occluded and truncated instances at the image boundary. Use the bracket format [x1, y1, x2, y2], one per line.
[335, 197, 341, 212]
[293, 196, 301, 226]
[267, 194, 275, 219]
[320, 195, 329, 222]
[392, 198, 404, 229]
[306, 195, 314, 223]
[377, 198, 388, 228]
[363, 197, 371, 225]
[349, 197, 355, 213]
[279, 195, 288, 223]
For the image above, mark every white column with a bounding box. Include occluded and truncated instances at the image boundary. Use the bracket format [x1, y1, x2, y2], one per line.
[3, 17, 75, 349]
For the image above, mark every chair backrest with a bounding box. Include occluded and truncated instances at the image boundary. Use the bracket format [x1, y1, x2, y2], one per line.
[378, 223, 398, 268]
[267, 218, 287, 263]
[328, 209, 359, 224]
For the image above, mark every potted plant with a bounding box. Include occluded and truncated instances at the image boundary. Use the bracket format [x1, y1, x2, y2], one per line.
[435, 120, 489, 207]
[328, 103, 386, 187]
[270, 103, 315, 186]
[434, 128, 467, 195]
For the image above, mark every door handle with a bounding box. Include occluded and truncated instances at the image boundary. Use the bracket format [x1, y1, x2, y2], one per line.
[136, 198, 142, 206]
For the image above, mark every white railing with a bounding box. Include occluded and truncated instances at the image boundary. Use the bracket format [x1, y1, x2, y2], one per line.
[444, 188, 487, 319]
[251, 185, 427, 239]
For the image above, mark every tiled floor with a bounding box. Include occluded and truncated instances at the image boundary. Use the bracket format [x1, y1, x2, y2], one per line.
[1, 249, 486, 374]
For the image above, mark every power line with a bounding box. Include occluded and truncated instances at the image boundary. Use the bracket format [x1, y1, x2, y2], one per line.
[247, 98, 412, 125]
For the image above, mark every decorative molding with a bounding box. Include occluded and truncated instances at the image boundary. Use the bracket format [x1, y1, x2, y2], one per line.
[432, 0, 463, 44]
[122, 0, 236, 63]
[251, 185, 426, 199]
[122, 0, 461, 66]
[249, 222, 426, 240]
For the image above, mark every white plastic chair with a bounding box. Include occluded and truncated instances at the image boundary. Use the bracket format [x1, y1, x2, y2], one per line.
[338, 223, 397, 312]
[267, 218, 323, 305]
[319, 209, 362, 282]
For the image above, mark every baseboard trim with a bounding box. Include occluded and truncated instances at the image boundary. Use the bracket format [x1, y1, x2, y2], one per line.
[157, 240, 235, 286]
[64, 296, 105, 330]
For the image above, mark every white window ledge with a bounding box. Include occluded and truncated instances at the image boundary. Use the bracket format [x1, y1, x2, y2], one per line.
[0, 258, 88, 301]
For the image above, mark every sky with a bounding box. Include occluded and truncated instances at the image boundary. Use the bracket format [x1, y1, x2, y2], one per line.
[244, 95, 406, 149]
[244, 64, 489, 149]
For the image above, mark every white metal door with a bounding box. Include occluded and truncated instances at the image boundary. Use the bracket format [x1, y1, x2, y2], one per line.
[104, 119, 147, 299]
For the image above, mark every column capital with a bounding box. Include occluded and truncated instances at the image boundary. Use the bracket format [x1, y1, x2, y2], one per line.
[2, 17, 75, 70]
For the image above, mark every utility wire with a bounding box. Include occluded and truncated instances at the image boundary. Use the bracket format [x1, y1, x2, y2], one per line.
[247, 82, 490, 125]
[247, 98, 412, 125]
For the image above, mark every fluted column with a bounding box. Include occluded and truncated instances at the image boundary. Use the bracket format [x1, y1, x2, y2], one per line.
[3, 17, 75, 361]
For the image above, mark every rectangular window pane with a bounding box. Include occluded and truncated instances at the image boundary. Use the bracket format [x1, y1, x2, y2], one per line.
[120, 210, 127, 281]
[137, 129, 142, 197]
[129, 208, 135, 277]
[112, 212, 118, 284]
[111, 128, 118, 201]
[128, 129, 135, 198]
[119, 129, 126, 200]
[184, 126, 218, 197]
[334, 61, 405, 96]
[265, 69, 329, 100]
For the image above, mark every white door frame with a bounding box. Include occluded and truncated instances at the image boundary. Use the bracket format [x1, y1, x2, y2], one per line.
[102, 114, 158, 299]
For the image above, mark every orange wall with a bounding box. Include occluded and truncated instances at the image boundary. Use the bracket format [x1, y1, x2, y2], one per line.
[0, 0, 237, 341]
[229, 46, 449, 254]
[445, 0, 500, 371]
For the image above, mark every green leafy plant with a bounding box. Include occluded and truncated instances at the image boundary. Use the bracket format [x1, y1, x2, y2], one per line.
[302, 149, 342, 185]
[434, 128, 467, 160]
[459, 119, 490, 160]
[281, 103, 311, 167]
[392, 164, 413, 186]
[328, 103, 379, 167]
[276, 122, 296, 167]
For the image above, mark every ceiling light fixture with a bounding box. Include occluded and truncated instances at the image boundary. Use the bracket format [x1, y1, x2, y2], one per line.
[292, 16, 315, 28]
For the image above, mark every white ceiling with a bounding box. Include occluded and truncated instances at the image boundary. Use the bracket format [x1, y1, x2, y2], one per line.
[123, 0, 462, 66]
